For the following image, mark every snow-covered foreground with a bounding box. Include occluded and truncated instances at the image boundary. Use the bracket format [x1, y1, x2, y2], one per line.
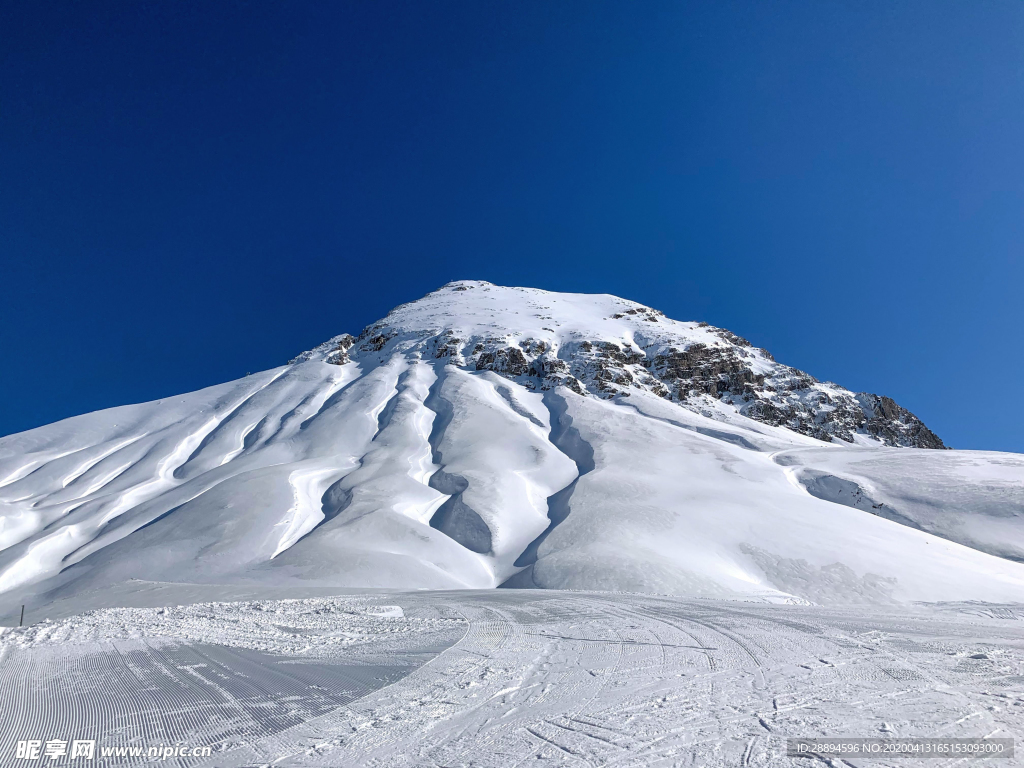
[2, 589, 1023, 767]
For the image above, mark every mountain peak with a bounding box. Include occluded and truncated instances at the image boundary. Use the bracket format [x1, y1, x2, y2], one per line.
[296, 282, 943, 449]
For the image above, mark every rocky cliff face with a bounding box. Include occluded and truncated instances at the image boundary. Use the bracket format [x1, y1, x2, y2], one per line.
[295, 281, 944, 449]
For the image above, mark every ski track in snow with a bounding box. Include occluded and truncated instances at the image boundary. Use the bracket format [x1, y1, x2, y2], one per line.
[1, 590, 1023, 767]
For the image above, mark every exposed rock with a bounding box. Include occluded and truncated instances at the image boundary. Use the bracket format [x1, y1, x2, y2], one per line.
[291, 282, 946, 449]
[857, 394, 945, 449]
[476, 346, 530, 377]
[287, 334, 355, 365]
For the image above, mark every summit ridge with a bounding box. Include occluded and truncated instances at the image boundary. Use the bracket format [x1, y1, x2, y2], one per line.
[299, 281, 943, 449]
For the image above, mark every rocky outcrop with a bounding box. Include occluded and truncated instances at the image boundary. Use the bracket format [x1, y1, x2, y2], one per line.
[294, 282, 945, 449]
[857, 394, 945, 449]
[288, 334, 355, 366]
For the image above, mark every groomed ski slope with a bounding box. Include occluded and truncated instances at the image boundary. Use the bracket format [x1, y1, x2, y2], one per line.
[0, 281, 1023, 615]
[2, 590, 1023, 767]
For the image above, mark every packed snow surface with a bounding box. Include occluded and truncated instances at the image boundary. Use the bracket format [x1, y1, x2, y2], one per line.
[2, 589, 1023, 767]
[1, 281, 1023, 614]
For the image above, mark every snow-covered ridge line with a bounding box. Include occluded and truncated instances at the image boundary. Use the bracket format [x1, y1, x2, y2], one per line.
[296, 280, 943, 449]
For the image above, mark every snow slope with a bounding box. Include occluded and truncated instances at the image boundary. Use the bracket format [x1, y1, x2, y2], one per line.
[3, 591, 1023, 767]
[775, 447, 1024, 563]
[1, 281, 1022, 611]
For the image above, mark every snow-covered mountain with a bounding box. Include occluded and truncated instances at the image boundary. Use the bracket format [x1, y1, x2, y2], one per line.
[295, 281, 943, 448]
[1, 281, 1022, 612]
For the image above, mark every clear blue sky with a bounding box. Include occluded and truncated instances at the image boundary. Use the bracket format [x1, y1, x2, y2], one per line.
[2, 2, 1022, 452]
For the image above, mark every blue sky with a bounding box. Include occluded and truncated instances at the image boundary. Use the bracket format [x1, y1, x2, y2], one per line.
[2, 2, 1022, 451]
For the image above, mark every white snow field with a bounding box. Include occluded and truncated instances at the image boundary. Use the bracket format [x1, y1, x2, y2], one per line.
[1, 590, 1023, 767]
[1, 281, 1023, 765]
